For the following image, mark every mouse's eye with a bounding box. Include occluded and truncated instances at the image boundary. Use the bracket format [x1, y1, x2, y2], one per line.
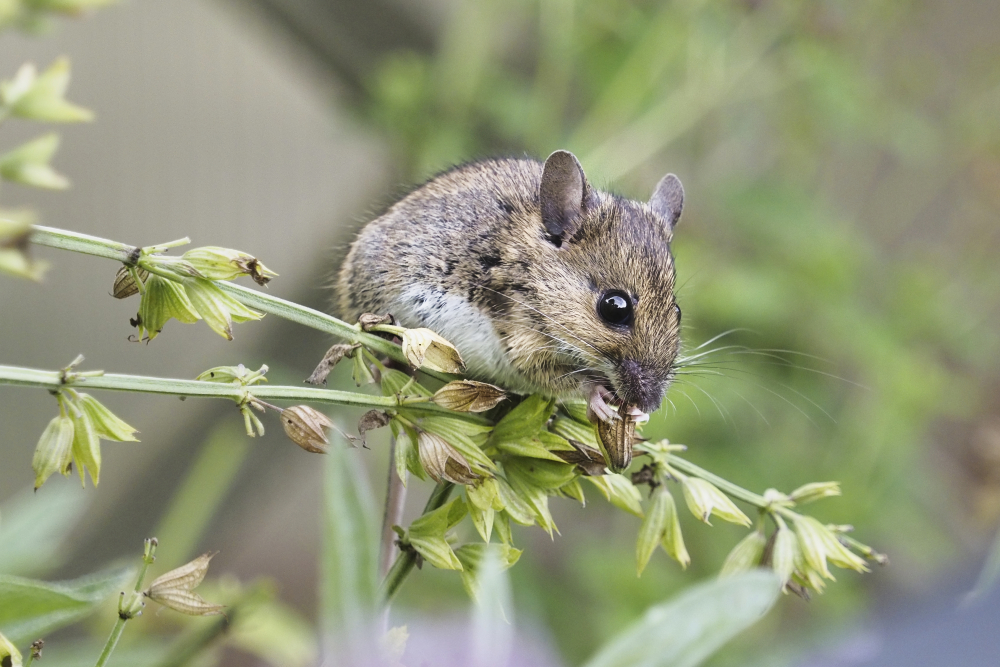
[598, 290, 634, 326]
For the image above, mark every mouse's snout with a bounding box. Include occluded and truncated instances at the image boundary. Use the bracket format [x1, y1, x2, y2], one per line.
[616, 359, 670, 413]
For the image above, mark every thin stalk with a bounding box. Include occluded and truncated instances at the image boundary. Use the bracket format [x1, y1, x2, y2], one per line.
[379, 436, 407, 579]
[28, 225, 453, 383]
[0, 364, 486, 422]
[379, 482, 454, 605]
[95, 538, 157, 667]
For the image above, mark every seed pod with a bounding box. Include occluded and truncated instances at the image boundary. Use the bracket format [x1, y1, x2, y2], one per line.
[720, 530, 767, 577]
[76, 393, 139, 441]
[305, 343, 360, 385]
[112, 265, 148, 298]
[70, 405, 101, 487]
[400, 328, 465, 374]
[596, 414, 636, 473]
[32, 415, 74, 490]
[417, 431, 480, 485]
[182, 246, 278, 284]
[771, 527, 800, 587]
[281, 405, 333, 453]
[0, 630, 22, 667]
[680, 477, 752, 526]
[358, 312, 394, 330]
[432, 380, 506, 412]
[358, 409, 391, 445]
[788, 481, 842, 505]
[145, 552, 225, 616]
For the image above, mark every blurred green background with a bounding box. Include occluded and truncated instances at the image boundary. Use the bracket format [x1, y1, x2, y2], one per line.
[1, 0, 999, 665]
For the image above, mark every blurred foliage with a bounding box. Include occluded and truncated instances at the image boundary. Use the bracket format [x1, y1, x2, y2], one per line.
[366, 0, 1000, 663]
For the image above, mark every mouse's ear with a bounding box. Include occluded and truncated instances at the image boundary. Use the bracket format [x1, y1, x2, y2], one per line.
[540, 150, 591, 245]
[649, 173, 684, 230]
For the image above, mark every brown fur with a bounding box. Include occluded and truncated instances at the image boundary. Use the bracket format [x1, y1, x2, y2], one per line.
[338, 152, 683, 412]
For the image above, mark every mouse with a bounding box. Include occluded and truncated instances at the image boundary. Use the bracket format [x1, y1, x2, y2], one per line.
[337, 150, 684, 438]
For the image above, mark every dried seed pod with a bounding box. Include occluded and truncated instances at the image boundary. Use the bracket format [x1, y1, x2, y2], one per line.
[145, 552, 225, 616]
[401, 328, 465, 374]
[417, 431, 480, 485]
[358, 409, 391, 445]
[112, 265, 148, 299]
[358, 312, 394, 330]
[555, 439, 608, 476]
[432, 380, 506, 412]
[597, 413, 636, 473]
[281, 405, 333, 453]
[305, 343, 360, 385]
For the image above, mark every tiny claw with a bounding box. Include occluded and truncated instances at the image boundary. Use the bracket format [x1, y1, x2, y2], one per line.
[587, 385, 620, 423]
[626, 406, 649, 424]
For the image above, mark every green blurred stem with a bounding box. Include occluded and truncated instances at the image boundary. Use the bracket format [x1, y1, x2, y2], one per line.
[28, 225, 452, 383]
[0, 364, 484, 421]
[379, 481, 454, 605]
[96, 539, 157, 667]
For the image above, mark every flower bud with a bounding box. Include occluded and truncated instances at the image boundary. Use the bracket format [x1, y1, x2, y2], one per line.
[596, 414, 635, 473]
[432, 380, 506, 412]
[636, 486, 671, 575]
[70, 404, 101, 487]
[183, 277, 263, 340]
[0, 214, 48, 281]
[281, 405, 333, 453]
[400, 328, 465, 374]
[681, 477, 751, 526]
[0, 631, 22, 667]
[2, 59, 93, 123]
[112, 265, 148, 299]
[416, 430, 481, 485]
[145, 552, 225, 616]
[771, 527, 800, 587]
[32, 414, 74, 489]
[788, 481, 842, 505]
[0, 133, 69, 189]
[136, 274, 199, 340]
[181, 246, 277, 285]
[351, 349, 377, 386]
[660, 487, 689, 569]
[720, 530, 767, 577]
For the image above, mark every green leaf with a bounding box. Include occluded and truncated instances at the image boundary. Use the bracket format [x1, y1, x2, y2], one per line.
[321, 445, 379, 661]
[582, 571, 781, 667]
[489, 395, 555, 446]
[0, 566, 134, 646]
[550, 416, 600, 448]
[0, 485, 89, 577]
[0, 133, 69, 189]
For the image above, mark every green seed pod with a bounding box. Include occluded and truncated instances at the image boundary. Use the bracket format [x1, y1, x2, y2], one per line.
[720, 530, 767, 577]
[76, 393, 139, 441]
[32, 414, 74, 489]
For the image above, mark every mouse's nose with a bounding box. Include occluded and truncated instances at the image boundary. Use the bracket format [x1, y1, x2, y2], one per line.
[616, 359, 669, 413]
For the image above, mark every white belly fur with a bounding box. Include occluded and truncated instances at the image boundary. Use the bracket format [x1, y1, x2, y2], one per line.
[392, 284, 538, 394]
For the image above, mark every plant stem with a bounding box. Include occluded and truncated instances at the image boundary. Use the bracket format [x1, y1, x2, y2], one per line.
[379, 436, 407, 579]
[28, 225, 453, 383]
[95, 538, 157, 667]
[0, 364, 485, 422]
[379, 481, 454, 605]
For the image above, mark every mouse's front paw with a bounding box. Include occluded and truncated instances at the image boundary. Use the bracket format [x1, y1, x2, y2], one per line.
[587, 385, 620, 423]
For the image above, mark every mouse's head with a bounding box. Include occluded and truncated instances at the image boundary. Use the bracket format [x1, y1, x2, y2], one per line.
[494, 150, 684, 414]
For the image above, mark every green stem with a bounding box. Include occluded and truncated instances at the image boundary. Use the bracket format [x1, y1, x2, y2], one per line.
[95, 538, 157, 667]
[0, 364, 486, 422]
[28, 225, 453, 383]
[379, 481, 455, 605]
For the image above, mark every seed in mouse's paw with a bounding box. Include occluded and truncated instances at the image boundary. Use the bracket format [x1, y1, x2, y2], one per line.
[597, 414, 637, 473]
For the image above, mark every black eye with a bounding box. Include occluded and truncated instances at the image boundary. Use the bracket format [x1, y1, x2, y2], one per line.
[674, 303, 682, 323]
[598, 290, 634, 326]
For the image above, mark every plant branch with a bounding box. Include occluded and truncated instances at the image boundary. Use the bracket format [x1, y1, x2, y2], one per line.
[379, 481, 454, 605]
[0, 364, 486, 421]
[28, 225, 453, 383]
[379, 435, 407, 579]
[95, 538, 157, 667]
